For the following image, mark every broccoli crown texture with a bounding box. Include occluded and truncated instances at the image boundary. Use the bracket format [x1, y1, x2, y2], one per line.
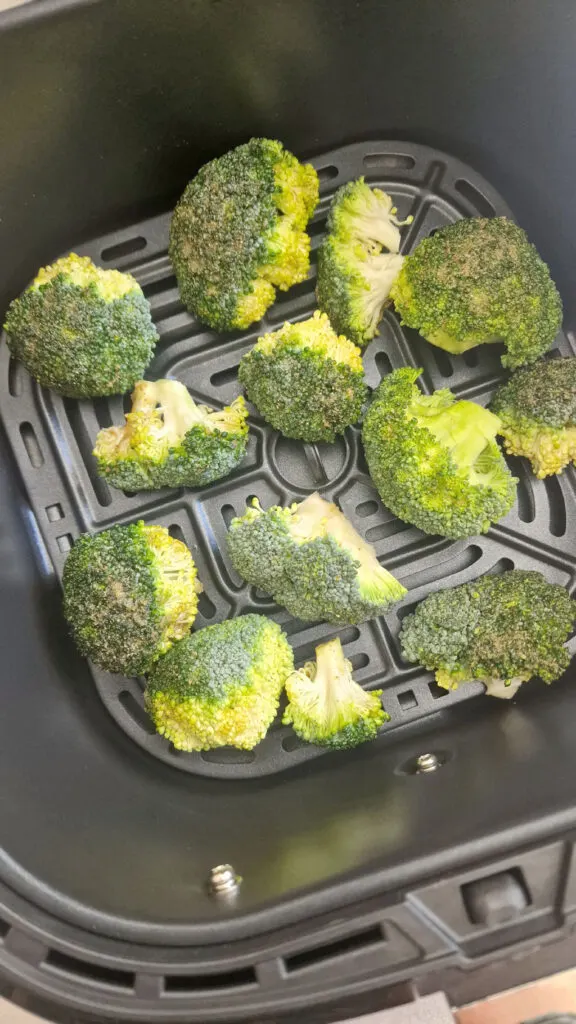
[362, 367, 517, 539]
[389, 217, 562, 370]
[62, 522, 200, 676]
[227, 492, 406, 625]
[4, 254, 158, 397]
[169, 138, 319, 331]
[490, 357, 576, 478]
[283, 637, 389, 749]
[400, 569, 576, 699]
[238, 311, 367, 442]
[94, 379, 249, 491]
[317, 178, 409, 348]
[145, 614, 294, 751]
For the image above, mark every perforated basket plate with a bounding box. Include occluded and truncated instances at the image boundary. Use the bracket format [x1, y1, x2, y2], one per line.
[2, 140, 575, 779]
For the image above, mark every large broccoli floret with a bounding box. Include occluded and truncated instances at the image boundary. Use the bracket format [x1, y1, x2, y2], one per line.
[227, 492, 406, 625]
[390, 217, 562, 370]
[283, 637, 389, 749]
[93, 379, 249, 491]
[238, 311, 367, 442]
[490, 357, 576, 478]
[362, 367, 517, 539]
[145, 614, 293, 751]
[3, 254, 158, 397]
[316, 179, 409, 348]
[62, 523, 200, 676]
[169, 138, 319, 331]
[400, 570, 576, 699]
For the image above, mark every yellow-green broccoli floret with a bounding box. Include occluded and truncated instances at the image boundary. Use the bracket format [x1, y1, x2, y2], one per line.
[145, 615, 294, 751]
[3, 254, 158, 397]
[238, 311, 367, 442]
[169, 138, 319, 331]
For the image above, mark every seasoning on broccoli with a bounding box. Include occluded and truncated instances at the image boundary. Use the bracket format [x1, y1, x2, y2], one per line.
[390, 217, 562, 369]
[169, 138, 319, 331]
[4, 254, 158, 397]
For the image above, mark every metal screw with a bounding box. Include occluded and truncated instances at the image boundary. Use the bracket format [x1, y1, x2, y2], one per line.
[415, 752, 440, 773]
[208, 864, 241, 897]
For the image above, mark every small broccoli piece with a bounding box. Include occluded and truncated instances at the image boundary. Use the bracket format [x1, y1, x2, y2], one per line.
[227, 492, 406, 625]
[283, 637, 389, 749]
[316, 179, 410, 348]
[238, 311, 367, 442]
[490, 357, 576, 478]
[362, 367, 517, 539]
[93, 379, 249, 491]
[400, 570, 576, 699]
[63, 523, 201, 676]
[145, 615, 293, 751]
[169, 138, 319, 331]
[3, 254, 158, 397]
[390, 217, 562, 369]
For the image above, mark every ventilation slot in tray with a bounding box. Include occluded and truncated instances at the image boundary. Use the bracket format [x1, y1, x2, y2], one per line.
[45, 950, 135, 991]
[284, 924, 384, 973]
[164, 966, 257, 993]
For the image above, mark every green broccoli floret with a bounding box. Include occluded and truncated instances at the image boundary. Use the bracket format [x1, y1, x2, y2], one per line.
[238, 311, 367, 442]
[227, 492, 406, 625]
[490, 357, 576, 478]
[400, 570, 576, 699]
[63, 522, 201, 676]
[169, 138, 319, 331]
[93, 379, 249, 491]
[362, 367, 517, 539]
[316, 178, 409, 348]
[390, 217, 562, 369]
[283, 637, 389, 749]
[3, 254, 158, 397]
[145, 614, 293, 751]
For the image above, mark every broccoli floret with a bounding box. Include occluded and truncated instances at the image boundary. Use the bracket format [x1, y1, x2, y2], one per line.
[63, 522, 201, 676]
[93, 379, 249, 491]
[490, 357, 576, 478]
[145, 615, 293, 751]
[390, 217, 562, 369]
[238, 311, 367, 442]
[400, 570, 576, 699]
[169, 138, 319, 331]
[362, 367, 517, 539]
[227, 492, 406, 625]
[3, 254, 158, 397]
[283, 637, 389, 749]
[316, 178, 410, 348]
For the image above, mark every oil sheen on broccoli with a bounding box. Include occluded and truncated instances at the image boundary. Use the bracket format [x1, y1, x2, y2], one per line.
[238, 311, 367, 442]
[63, 522, 201, 676]
[316, 178, 409, 348]
[283, 637, 389, 749]
[490, 356, 576, 478]
[362, 367, 517, 539]
[169, 138, 319, 331]
[145, 615, 293, 751]
[4, 254, 158, 397]
[227, 492, 406, 625]
[94, 379, 249, 490]
[390, 217, 562, 369]
[400, 570, 576, 699]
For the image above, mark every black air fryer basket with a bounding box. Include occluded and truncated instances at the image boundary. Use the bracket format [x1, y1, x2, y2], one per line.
[2, 1, 576, 1022]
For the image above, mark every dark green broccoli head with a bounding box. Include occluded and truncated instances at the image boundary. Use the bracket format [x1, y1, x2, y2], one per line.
[169, 138, 319, 331]
[400, 569, 576, 698]
[490, 357, 576, 478]
[62, 523, 200, 676]
[390, 217, 562, 369]
[4, 254, 158, 397]
[145, 614, 294, 751]
[238, 311, 367, 442]
[362, 367, 517, 539]
[93, 379, 249, 491]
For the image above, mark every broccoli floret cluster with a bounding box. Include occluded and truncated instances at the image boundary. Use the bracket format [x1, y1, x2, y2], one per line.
[4, 254, 158, 397]
[238, 311, 367, 442]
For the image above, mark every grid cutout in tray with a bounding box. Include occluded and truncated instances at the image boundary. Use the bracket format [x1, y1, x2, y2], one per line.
[2, 139, 576, 779]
